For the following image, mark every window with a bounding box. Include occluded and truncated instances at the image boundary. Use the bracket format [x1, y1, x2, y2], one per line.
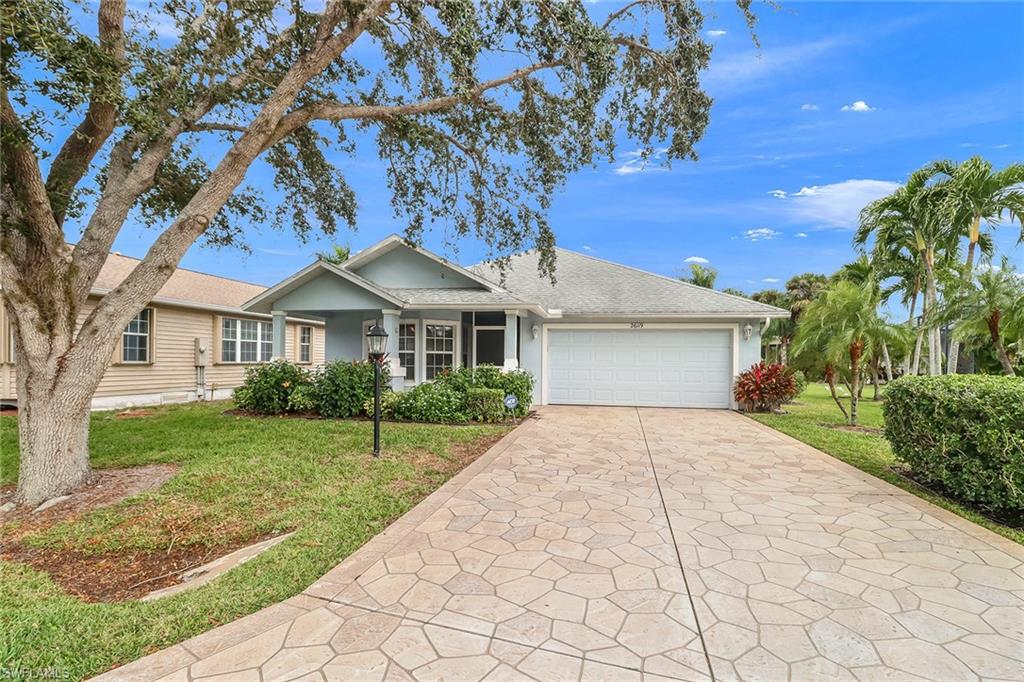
[425, 322, 456, 379]
[221, 317, 273, 363]
[299, 326, 312, 363]
[122, 309, 152, 363]
[398, 323, 416, 380]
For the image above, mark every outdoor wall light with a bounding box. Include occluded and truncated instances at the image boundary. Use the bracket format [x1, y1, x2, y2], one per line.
[531, 324, 540, 339]
[742, 322, 753, 341]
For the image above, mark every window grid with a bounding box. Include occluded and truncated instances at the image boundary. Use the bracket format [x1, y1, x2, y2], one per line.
[425, 323, 455, 379]
[122, 309, 152, 363]
[398, 323, 416, 380]
[299, 326, 312, 363]
[221, 317, 273, 363]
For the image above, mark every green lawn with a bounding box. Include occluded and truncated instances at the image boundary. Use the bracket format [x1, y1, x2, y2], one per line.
[747, 383, 1023, 546]
[0, 402, 508, 680]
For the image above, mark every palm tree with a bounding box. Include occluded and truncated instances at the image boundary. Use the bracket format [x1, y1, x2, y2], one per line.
[680, 263, 717, 288]
[858, 168, 960, 375]
[832, 255, 892, 389]
[937, 259, 1024, 375]
[792, 281, 892, 426]
[927, 157, 1024, 373]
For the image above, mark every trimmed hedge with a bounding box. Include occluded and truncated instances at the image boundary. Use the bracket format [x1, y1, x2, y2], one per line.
[435, 365, 533, 417]
[883, 375, 1024, 513]
[394, 382, 468, 423]
[466, 387, 505, 422]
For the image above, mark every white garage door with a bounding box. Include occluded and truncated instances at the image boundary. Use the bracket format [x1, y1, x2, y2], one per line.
[547, 328, 733, 408]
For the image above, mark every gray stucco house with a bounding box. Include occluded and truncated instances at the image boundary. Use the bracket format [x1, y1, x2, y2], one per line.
[244, 235, 789, 408]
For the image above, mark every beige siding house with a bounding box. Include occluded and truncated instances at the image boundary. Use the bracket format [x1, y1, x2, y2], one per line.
[0, 253, 324, 410]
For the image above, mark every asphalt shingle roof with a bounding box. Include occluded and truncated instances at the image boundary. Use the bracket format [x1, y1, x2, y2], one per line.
[472, 248, 789, 317]
[385, 288, 528, 306]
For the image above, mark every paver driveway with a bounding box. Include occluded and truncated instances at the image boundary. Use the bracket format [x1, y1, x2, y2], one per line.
[98, 407, 1024, 681]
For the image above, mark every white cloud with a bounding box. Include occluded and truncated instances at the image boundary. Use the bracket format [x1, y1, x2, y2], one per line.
[612, 148, 669, 176]
[582, 245, 594, 252]
[795, 232, 808, 238]
[841, 100, 875, 112]
[770, 178, 901, 228]
[994, 143, 1011, 149]
[800, 104, 819, 111]
[744, 228, 781, 242]
[762, 278, 780, 283]
[684, 256, 710, 264]
[704, 37, 845, 94]
[706, 29, 727, 37]
[767, 189, 788, 199]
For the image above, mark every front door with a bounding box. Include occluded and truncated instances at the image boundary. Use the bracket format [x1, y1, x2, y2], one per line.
[474, 328, 505, 367]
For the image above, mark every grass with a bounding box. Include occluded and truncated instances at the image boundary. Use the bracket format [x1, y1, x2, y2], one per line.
[0, 402, 508, 680]
[747, 383, 1024, 547]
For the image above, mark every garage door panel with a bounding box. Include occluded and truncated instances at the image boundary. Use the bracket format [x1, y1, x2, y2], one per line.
[548, 328, 732, 408]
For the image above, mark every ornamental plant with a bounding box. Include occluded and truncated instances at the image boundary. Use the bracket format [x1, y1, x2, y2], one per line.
[233, 360, 310, 415]
[733, 362, 797, 412]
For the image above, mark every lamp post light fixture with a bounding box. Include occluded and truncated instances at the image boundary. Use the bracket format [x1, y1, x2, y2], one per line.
[742, 322, 753, 342]
[366, 322, 389, 457]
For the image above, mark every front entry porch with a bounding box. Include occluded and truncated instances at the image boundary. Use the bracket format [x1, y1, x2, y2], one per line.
[270, 307, 521, 391]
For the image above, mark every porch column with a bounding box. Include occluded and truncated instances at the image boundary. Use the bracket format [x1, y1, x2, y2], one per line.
[381, 309, 405, 391]
[503, 310, 519, 371]
[271, 310, 287, 360]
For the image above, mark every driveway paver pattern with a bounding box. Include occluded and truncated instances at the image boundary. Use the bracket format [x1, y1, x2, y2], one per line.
[96, 407, 1024, 682]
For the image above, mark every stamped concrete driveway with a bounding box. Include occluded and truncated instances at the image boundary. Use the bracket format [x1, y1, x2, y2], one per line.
[99, 407, 1024, 681]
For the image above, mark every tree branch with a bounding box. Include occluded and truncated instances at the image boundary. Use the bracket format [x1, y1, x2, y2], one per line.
[44, 0, 127, 226]
[263, 59, 562, 150]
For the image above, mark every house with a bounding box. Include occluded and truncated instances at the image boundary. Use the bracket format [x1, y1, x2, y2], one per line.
[0, 253, 325, 410]
[245, 235, 789, 408]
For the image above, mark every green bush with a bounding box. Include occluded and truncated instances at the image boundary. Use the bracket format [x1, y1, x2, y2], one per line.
[287, 383, 318, 414]
[233, 360, 309, 414]
[314, 361, 388, 419]
[883, 375, 1024, 512]
[362, 391, 401, 420]
[435, 365, 534, 417]
[466, 387, 506, 422]
[791, 370, 807, 399]
[395, 382, 467, 423]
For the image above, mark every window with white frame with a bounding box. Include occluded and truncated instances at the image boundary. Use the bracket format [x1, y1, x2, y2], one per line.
[398, 323, 415, 380]
[425, 322, 456, 379]
[221, 317, 273, 363]
[299, 326, 312, 363]
[122, 308, 153, 363]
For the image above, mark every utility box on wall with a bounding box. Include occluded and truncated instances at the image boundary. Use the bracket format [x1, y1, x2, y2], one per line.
[194, 337, 211, 367]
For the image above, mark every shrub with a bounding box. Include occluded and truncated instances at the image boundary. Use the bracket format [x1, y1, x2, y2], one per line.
[395, 382, 467, 423]
[435, 365, 534, 417]
[233, 360, 309, 414]
[362, 391, 401, 420]
[466, 387, 506, 422]
[790, 370, 808, 399]
[883, 375, 1024, 513]
[287, 383, 318, 414]
[314, 361, 388, 419]
[733, 362, 797, 412]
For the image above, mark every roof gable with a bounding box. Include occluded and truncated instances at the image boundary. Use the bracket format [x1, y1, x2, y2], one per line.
[345, 235, 500, 291]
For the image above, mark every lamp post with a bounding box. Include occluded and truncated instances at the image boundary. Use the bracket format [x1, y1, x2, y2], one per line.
[366, 322, 389, 457]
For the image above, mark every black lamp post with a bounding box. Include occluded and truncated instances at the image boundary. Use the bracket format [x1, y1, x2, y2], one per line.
[366, 322, 388, 457]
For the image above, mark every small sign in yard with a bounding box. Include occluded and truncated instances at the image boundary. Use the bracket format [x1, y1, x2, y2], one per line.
[504, 394, 519, 424]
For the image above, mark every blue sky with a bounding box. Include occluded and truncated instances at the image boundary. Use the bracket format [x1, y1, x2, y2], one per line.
[83, 1, 1024, 301]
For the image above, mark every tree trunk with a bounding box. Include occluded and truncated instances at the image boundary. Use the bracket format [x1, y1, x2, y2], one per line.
[824, 365, 850, 422]
[988, 311, 1016, 376]
[923, 251, 941, 375]
[780, 340, 788, 366]
[881, 342, 893, 383]
[911, 329, 924, 376]
[849, 341, 863, 426]
[903, 286, 918, 374]
[871, 358, 881, 401]
[6, 300, 115, 507]
[947, 219, 980, 375]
